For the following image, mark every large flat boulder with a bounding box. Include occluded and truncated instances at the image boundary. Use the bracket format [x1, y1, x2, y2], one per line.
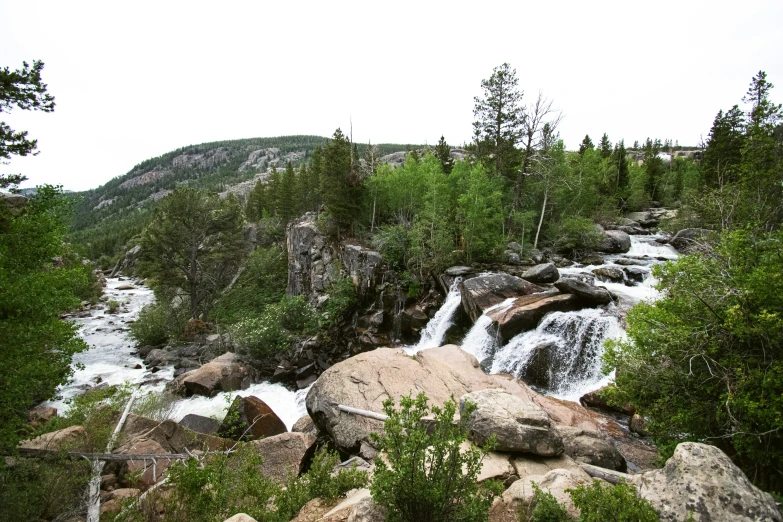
[115, 438, 172, 489]
[179, 352, 252, 397]
[218, 395, 287, 441]
[493, 468, 593, 520]
[596, 230, 631, 254]
[459, 273, 545, 322]
[179, 414, 222, 435]
[121, 417, 232, 454]
[520, 263, 560, 284]
[554, 278, 613, 305]
[460, 389, 563, 456]
[250, 432, 316, 484]
[305, 346, 637, 463]
[557, 426, 626, 471]
[19, 425, 88, 451]
[486, 293, 580, 341]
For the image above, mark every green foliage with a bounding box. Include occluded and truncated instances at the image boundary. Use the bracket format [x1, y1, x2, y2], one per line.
[604, 230, 783, 489]
[0, 185, 91, 453]
[370, 392, 503, 522]
[231, 296, 318, 356]
[519, 482, 570, 522]
[139, 187, 246, 320]
[321, 128, 364, 237]
[551, 216, 603, 255]
[212, 245, 287, 326]
[321, 274, 359, 328]
[452, 160, 504, 262]
[566, 481, 659, 522]
[130, 298, 189, 346]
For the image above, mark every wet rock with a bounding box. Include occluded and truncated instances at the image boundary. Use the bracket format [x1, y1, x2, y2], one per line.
[486, 293, 580, 341]
[459, 389, 563, 456]
[179, 414, 222, 435]
[19, 425, 88, 451]
[144, 348, 174, 367]
[116, 284, 136, 290]
[520, 342, 560, 388]
[250, 432, 317, 484]
[596, 230, 631, 254]
[629, 414, 647, 436]
[579, 387, 635, 416]
[400, 305, 429, 337]
[218, 396, 287, 441]
[577, 254, 605, 265]
[554, 278, 613, 305]
[592, 266, 624, 283]
[179, 352, 253, 397]
[557, 426, 626, 471]
[459, 273, 544, 323]
[520, 262, 559, 284]
[613, 258, 648, 266]
[623, 266, 647, 283]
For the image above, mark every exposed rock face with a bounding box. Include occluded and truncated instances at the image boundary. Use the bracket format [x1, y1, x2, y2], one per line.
[521, 262, 560, 284]
[117, 438, 172, 489]
[19, 425, 88, 451]
[670, 228, 712, 252]
[110, 244, 141, 277]
[459, 273, 544, 323]
[28, 405, 57, 424]
[579, 386, 635, 416]
[634, 443, 782, 522]
[459, 389, 563, 456]
[306, 346, 637, 462]
[286, 213, 334, 304]
[218, 395, 287, 440]
[119, 169, 169, 190]
[179, 414, 221, 435]
[557, 426, 626, 471]
[486, 292, 580, 341]
[596, 230, 631, 254]
[250, 432, 316, 484]
[179, 353, 253, 397]
[340, 243, 384, 299]
[119, 416, 232, 453]
[1, 191, 28, 212]
[495, 468, 593, 519]
[554, 278, 613, 305]
[292, 415, 318, 437]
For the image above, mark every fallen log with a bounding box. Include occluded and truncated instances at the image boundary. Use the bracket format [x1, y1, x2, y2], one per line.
[580, 463, 638, 485]
[338, 404, 389, 422]
[16, 447, 189, 461]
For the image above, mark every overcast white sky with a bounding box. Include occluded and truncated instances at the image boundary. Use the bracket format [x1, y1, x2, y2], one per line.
[2, 0, 782, 191]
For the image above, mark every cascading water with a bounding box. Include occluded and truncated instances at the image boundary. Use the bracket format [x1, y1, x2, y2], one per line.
[490, 308, 624, 401]
[459, 298, 515, 364]
[406, 279, 463, 354]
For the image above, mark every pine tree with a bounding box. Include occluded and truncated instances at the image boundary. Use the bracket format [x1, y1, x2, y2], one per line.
[322, 128, 363, 237]
[434, 135, 454, 174]
[308, 147, 324, 211]
[599, 133, 613, 158]
[266, 166, 281, 216]
[613, 140, 629, 194]
[702, 106, 745, 188]
[278, 161, 296, 223]
[578, 135, 594, 156]
[642, 138, 664, 201]
[472, 63, 525, 180]
[246, 179, 267, 221]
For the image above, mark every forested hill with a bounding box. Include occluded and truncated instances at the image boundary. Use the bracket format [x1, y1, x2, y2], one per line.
[68, 135, 423, 262]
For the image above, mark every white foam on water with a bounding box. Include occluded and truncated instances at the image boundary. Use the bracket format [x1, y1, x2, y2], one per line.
[459, 297, 516, 362]
[406, 280, 463, 354]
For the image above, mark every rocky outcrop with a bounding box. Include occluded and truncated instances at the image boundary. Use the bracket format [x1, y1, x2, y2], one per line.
[520, 263, 559, 284]
[460, 389, 563, 456]
[579, 386, 635, 416]
[670, 228, 712, 252]
[557, 426, 626, 471]
[19, 425, 88, 451]
[286, 213, 334, 304]
[305, 346, 643, 464]
[110, 244, 141, 277]
[493, 467, 593, 520]
[250, 432, 317, 484]
[340, 243, 384, 299]
[217, 395, 287, 440]
[554, 278, 613, 305]
[177, 353, 253, 397]
[291, 415, 318, 437]
[0, 191, 27, 213]
[486, 293, 580, 341]
[459, 273, 544, 323]
[179, 414, 221, 435]
[596, 230, 631, 254]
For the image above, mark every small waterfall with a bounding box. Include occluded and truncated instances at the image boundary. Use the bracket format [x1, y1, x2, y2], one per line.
[627, 236, 678, 259]
[408, 279, 463, 353]
[460, 298, 516, 364]
[490, 308, 624, 402]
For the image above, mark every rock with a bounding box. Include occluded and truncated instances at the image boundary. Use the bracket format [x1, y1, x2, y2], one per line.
[557, 426, 626, 471]
[498, 468, 593, 519]
[28, 405, 57, 424]
[223, 515, 258, 522]
[635, 442, 782, 522]
[577, 254, 605, 265]
[520, 263, 560, 284]
[520, 342, 560, 388]
[179, 414, 222, 435]
[510, 453, 583, 479]
[144, 348, 173, 367]
[120, 416, 232, 454]
[180, 353, 252, 397]
[459, 273, 544, 322]
[445, 266, 473, 276]
[286, 212, 334, 304]
[554, 278, 613, 305]
[629, 414, 647, 436]
[670, 228, 712, 252]
[117, 438, 172, 489]
[250, 432, 316, 484]
[400, 305, 429, 336]
[592, 266, 624, 283]
[110, 245, 141, 277]
[0, 191, 28, 213]
[579, 387, 635, 416]
[305, 346, 644, 461]
[486, 293, 580, 341]
[625, 210, 660, 228]
[218, 395, 287, 440]
[623, 266, 647, 283]
[466, 444, 517, 485]
[596, 230, 631, 254]
[292, 415, 318, 437]
[19, 425, 88, 451]
[507, 241, 523, 253]
[340, 242, 384, 299]
[459, 389, 563, 456]
[613, 258, 647, 266]
[116, 284, 136, 290]
[347, 497, 387, 522]
[101, 473, 119, 490]
[321, 489, 372, 520]
[507, 252, 521, 265]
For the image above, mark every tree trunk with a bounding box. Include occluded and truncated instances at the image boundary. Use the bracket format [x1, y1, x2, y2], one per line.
[533, 188, 548, 250]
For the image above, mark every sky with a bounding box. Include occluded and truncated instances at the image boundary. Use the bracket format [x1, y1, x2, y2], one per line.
[2, 0, 782, 192]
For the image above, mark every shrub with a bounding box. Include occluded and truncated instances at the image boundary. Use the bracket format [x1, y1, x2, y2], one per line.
[520, 482, 570, 522]
[370, 392, 503, 522]
[108, 299, 121, 313]
[231, 296, 319, 356]
[566, 480, 659, 522]
[550, 216, 603, 255]
[320, 274, 358, 328]
[130, 300, 189, 347]
[371, 224, 412, 269]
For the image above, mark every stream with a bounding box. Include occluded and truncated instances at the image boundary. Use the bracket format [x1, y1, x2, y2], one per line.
[46, 278, 308, 430]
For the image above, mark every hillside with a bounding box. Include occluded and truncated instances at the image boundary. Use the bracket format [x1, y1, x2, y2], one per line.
[68, 135, 423, 261]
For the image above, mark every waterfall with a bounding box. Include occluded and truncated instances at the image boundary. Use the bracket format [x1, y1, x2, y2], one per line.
[407, 279, 463, 354]
[460, 298, 516, 364]
[627, 236, 678, 259]
[490, 308, 624, 402]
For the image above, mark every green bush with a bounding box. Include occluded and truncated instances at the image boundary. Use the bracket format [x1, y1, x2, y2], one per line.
[550, 216, 603, 255]
[320, 275, 359, 328]
[231, 296, 319, 356]
[369, 392, 503, 522]
[108, 299, 121, 313]
[130, 299, 188, 346]
[371, 224, 412, 269]
[567, 481, 659, 522]
[520, 482, 570, 522]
